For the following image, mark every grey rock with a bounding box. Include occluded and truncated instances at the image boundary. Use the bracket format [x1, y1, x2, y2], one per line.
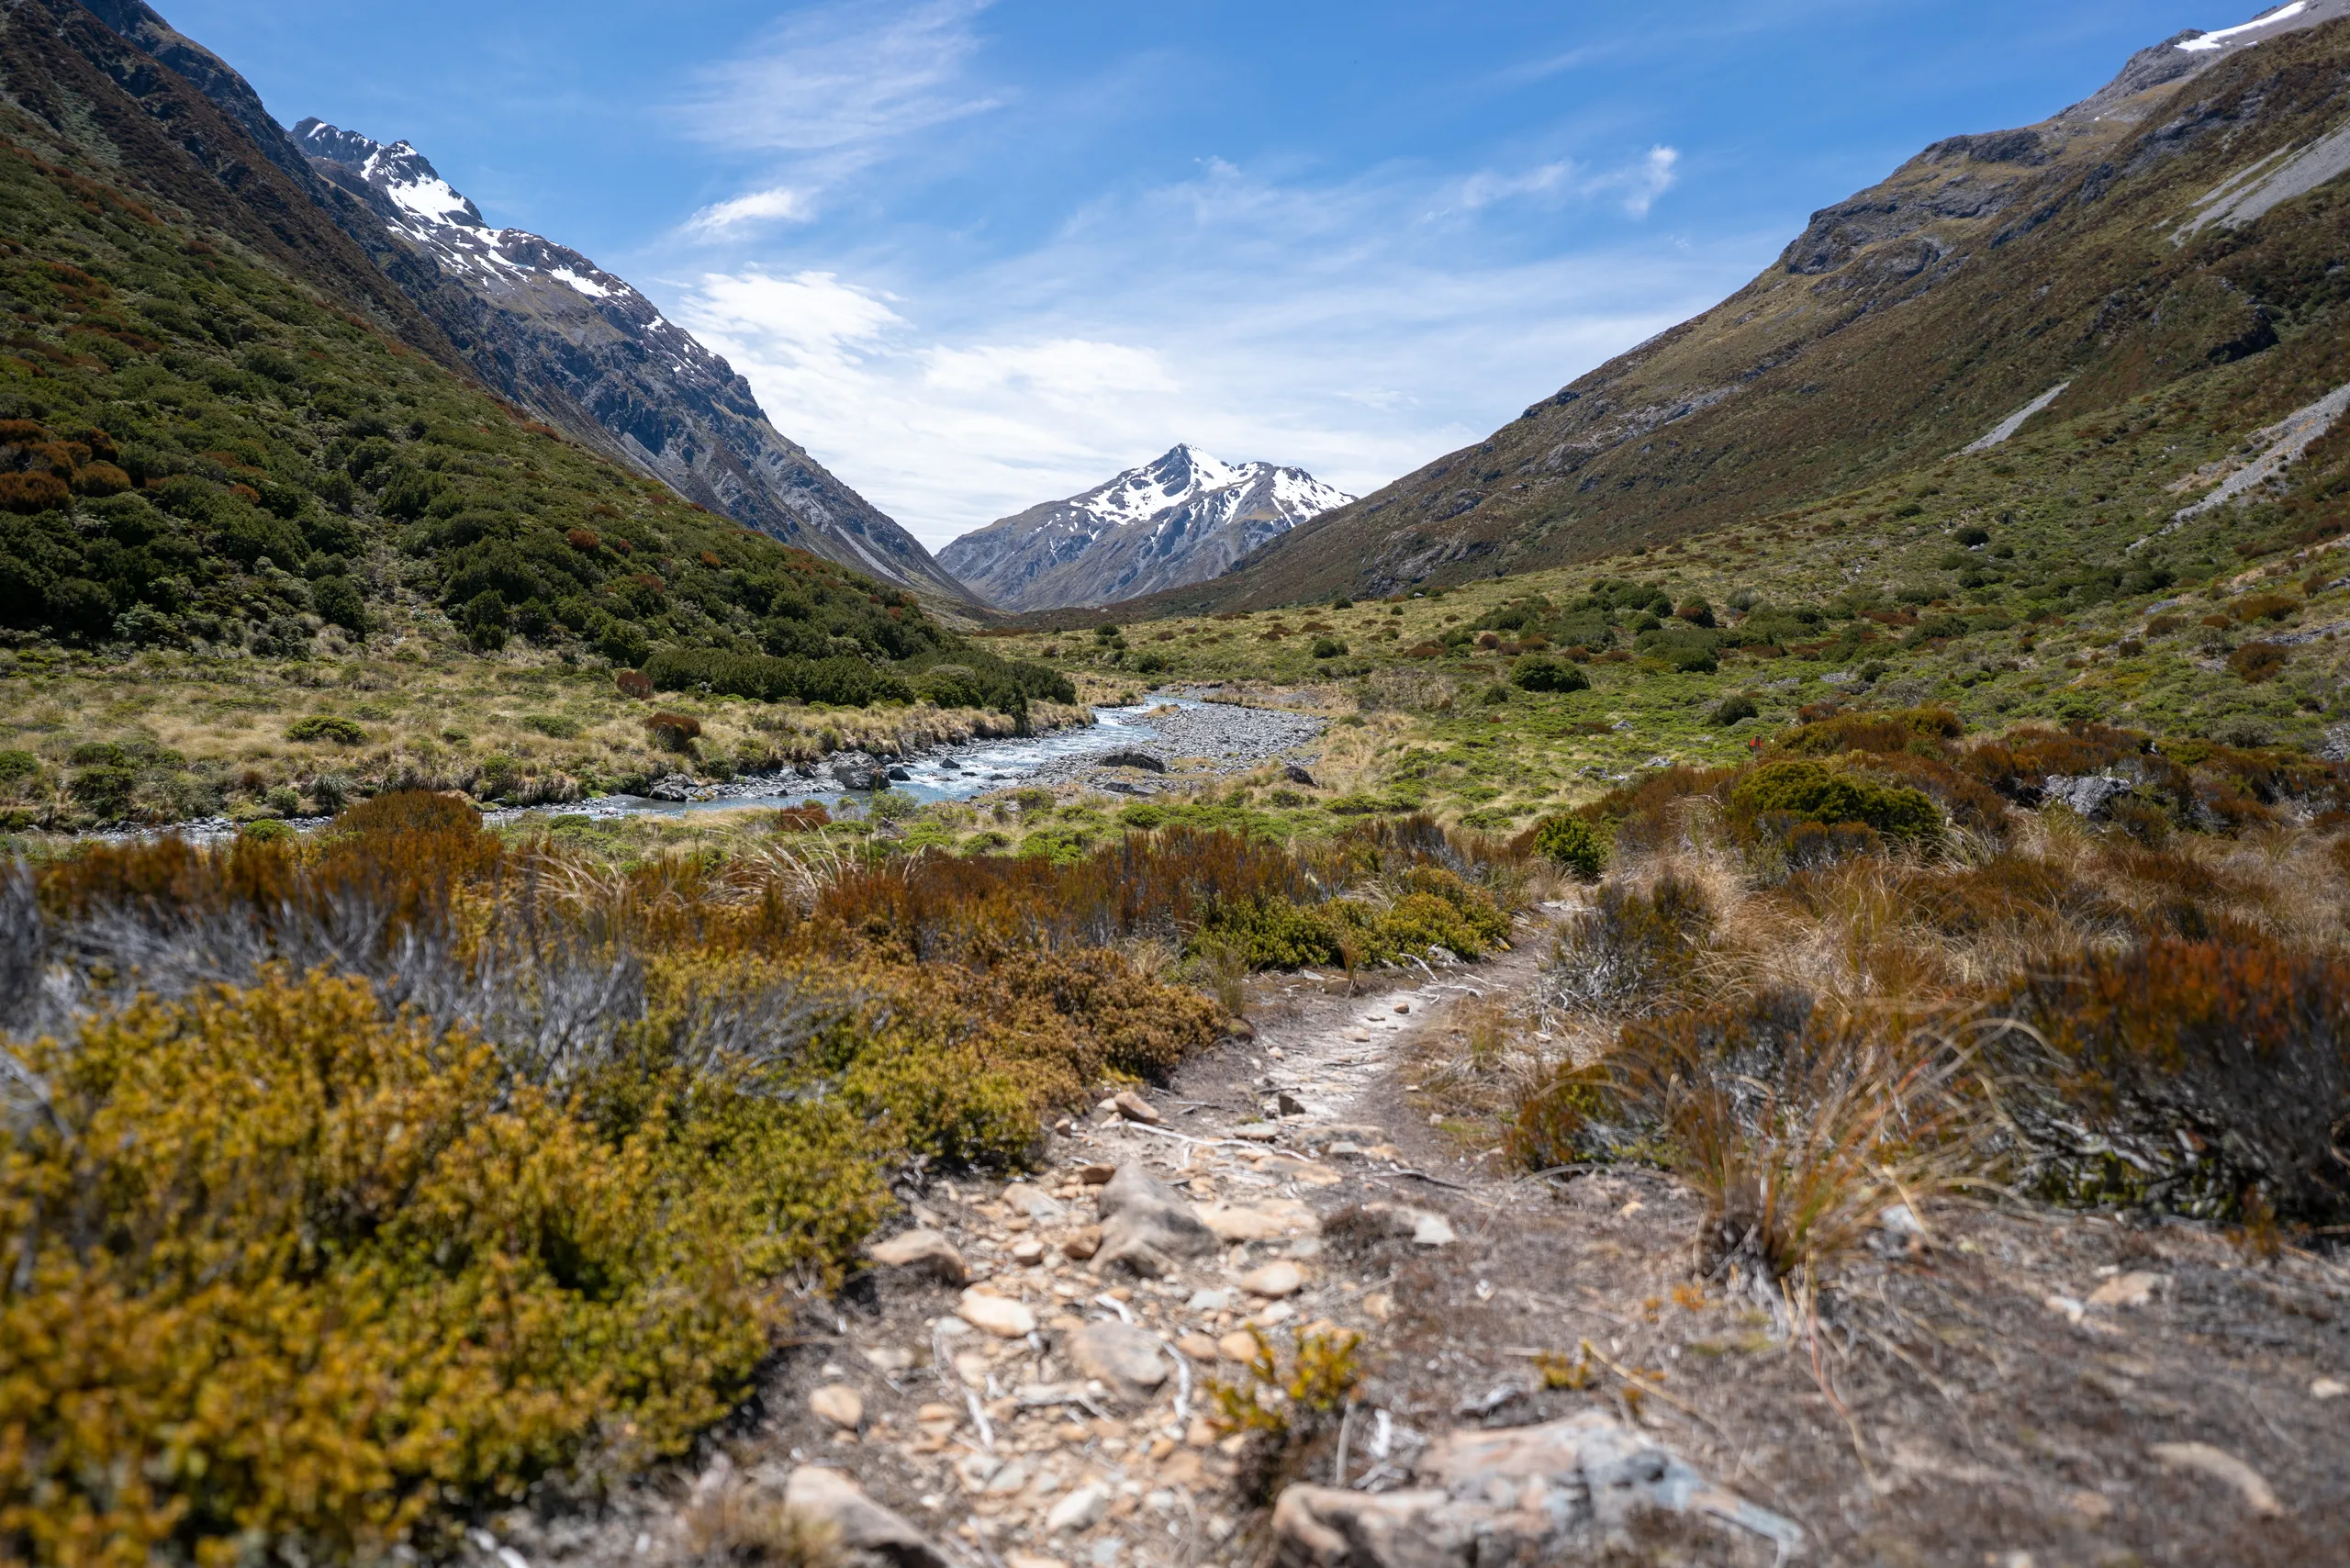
[832, 753, 888, 790]
[1342, 1202, 1457, 1248]
[886, 766, 912, 781]
[1066, 1320, 1170, 1403]
[782, 1466, 947, 1568]
[2042, 773, 2132, 818]
[866, 1227, 968, 1284]
[645, 773, 697, 802]
[1282, 762, 1317, 788]
[1099, 749, 1169, 773]
[1270, 1412, 1801, 1567]
[1094, 1163, 1217, 1276]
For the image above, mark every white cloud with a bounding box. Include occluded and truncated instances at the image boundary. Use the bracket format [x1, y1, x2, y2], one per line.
[684, 186, 813, 234]
[1455, 147, 1679, 218]
[677, 0, 1001, 219]
[1460, 162, 1576, 209]
[665, 151, 1752, 548]
[1619, 146, 1681, 218]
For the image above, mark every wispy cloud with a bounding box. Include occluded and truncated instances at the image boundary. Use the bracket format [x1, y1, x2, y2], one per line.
[1456, 147, 1679, 218]
[684, 186, 814, 234]
[676, 0, 1001, 230]
[668, 151, 1751, 545]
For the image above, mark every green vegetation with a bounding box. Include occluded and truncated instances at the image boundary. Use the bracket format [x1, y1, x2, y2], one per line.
[0, 109, 1059, 738]
[0, 792, 1531, 1562]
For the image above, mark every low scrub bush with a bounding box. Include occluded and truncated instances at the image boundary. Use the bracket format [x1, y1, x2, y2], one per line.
[1545, 872, 1714, 1016]
[1731, 759, 1942, 843]
[285, 713, 367, 745]
[1510, 655, 1588, 693]
[1986, 937, 2350, 1223]
[1513, 989, 1978, 1289]
[1523, 812, 1606, 879]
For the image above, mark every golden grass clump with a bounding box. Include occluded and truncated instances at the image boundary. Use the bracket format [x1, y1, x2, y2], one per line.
[1515, 712, 2350, 1271]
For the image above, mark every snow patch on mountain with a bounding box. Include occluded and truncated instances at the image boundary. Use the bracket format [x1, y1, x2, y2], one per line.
[2179, 3, 2306, 50]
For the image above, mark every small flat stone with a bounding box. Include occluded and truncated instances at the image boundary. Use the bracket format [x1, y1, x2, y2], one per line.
[1012, 1238, 1047, 1265]
[1241, 1260, 1305, 1298]
[782, 1466, 946, 1568]
[1186, 1287, 1237, 1313]
[1068, 1320, 1170, 1398]
[809, 1384, 863, 1430]
[1003, 1182, 1068, 1219]
[1062, 1225, 1102, 1260]
[2087, 1271, 2165, 1309]
[862, 1345, 914, 1372]
[2150, 1441, 2281, 1516]
[1393, 1002, 1410, 1014]
[1079, 1164, 1118, 1184]
[1177, 1332, 1222, 1360]
[957, 1290, 1038, 1338]
[2312, 1377, 2348, 1399]
[1200, 1204, 1292, 1243]
[1113, 1090, 1165, 1126]
[1218, 1330, 1263, 1362]
[868, 1228, 968, 1284]
[1345, 1028, 1371, 1043]
[1046, 1484, 1110, 1533]
[1005, 1554, 1067, 1568]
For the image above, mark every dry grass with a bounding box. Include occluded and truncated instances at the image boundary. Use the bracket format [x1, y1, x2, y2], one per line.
[0, 645, 1087, 826]
[1511, 714, 2350, 1272]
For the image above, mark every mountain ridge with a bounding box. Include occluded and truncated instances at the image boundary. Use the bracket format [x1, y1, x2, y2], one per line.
[59, 0, 968, 603]
[1104, 1, 2350, 613]
[287, 118, 972, 603]
[939, 442, 1351, 610]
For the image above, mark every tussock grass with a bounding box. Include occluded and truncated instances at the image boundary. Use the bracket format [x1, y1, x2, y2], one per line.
[1513, 707, 2350, 1277]
[0, 644, 1088, 827]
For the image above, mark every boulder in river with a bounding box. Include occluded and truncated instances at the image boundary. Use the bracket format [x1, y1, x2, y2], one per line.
[832, 753, 887, 790]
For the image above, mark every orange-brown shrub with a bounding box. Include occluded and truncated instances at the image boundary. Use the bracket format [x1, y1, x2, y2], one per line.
[1988, 937, 2350, 1223]
[615, 668, 654, 699]
[2227, 641, 2289, 683]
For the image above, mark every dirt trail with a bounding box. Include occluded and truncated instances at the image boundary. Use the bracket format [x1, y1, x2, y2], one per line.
[499, 903, 2350, 1568]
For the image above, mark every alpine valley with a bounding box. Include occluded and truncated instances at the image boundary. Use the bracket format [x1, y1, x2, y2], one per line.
[12, 6, 2350, 1568]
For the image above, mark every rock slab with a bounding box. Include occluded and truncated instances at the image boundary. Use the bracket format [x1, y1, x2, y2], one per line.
[783, 1465, 946, 1567]
[1271, 1412, 1802, 1566]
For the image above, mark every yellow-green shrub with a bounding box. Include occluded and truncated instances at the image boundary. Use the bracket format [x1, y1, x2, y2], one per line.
[0, 971, 821, 1567]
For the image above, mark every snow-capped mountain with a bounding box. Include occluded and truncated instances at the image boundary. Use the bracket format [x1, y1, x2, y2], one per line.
[287, 119, 968, 601]
[939, 445, 1353, 611]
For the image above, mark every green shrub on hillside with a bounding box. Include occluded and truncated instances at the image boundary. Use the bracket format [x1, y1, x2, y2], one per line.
[1528, 812, 1607, 879]
[1731, 759, 1942, 842]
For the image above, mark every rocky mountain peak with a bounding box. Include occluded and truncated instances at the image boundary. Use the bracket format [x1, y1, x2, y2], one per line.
[273, 117, 968, 600]
[939, 446, 1353, 611]
[291, 118, 487, 230]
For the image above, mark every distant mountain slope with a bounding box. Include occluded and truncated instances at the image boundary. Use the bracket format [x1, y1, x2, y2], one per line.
[0, 0, 1075, 713]
[1147, 1, 2350, 610]
[288, 120, 971, 603]
[939, 443, 1351, 610]
[57, 0, 966, 604]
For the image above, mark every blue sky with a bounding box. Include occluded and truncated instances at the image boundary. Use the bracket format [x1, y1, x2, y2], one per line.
[163, 0, 2249, 546]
